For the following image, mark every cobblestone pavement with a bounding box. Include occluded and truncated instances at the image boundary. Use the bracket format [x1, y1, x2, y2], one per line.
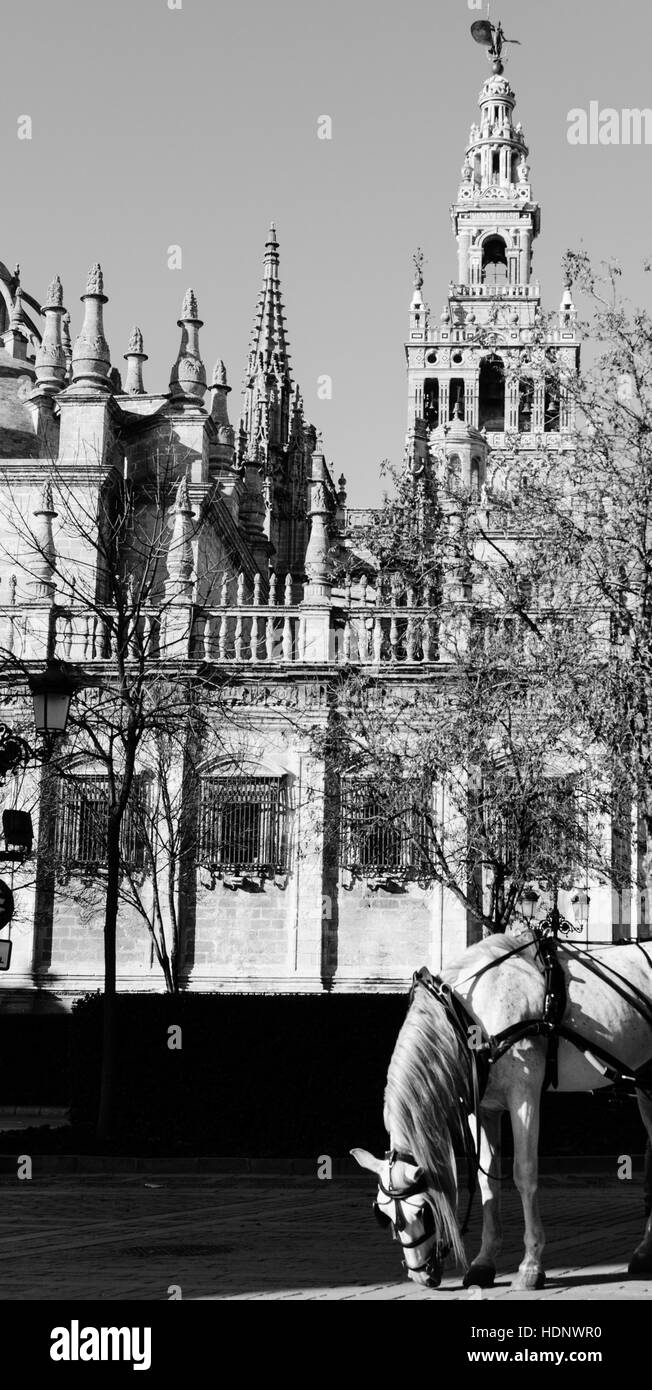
[0, 1173, 650, 1301]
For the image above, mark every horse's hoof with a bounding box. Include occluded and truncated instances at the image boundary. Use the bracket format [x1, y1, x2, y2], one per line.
[463, 1263, 496, 1289]
[628, 1250, 652, 1277]
[513, 1267, 546, 1291]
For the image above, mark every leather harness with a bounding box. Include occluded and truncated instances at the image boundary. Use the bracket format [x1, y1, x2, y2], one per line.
[411, 936, 652, 1103]
[407, 935, 652, 1232]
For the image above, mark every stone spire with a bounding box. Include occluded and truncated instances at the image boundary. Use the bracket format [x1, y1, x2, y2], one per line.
[34, 275, 67, 393]
[209, 359, 231, 425]
[124, 326, 148, 394]
[31, 480, 57, 599]
[169, 289, 207, 404]
[2, 285, 30, 360]
[71, 264, 112, 392]
[9, 287, 28, 332]
[247, 223, 292, 382]
[240, 224, 293, 460]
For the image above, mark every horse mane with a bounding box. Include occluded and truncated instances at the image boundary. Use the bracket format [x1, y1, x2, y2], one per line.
[384, 983, 471, 1267]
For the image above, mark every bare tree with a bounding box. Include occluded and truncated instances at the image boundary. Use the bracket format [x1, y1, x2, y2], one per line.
[0, 440, 249, 1137]
[324, 418, 611, 933]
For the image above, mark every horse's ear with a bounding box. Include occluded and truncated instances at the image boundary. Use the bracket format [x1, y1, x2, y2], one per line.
[350, 1147, 384, 1175]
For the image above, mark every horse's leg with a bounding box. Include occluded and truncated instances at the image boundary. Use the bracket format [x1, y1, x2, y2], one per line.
[509, 1078, 546, 1291]
[628, 1092, 652, 1276]
[463, 1106, 503, 1289]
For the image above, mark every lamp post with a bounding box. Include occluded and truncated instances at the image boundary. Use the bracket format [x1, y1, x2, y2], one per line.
[520, 882, 586, 936]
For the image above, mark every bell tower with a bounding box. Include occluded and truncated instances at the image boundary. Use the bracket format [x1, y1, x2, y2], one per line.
[406, 29, 580, 489]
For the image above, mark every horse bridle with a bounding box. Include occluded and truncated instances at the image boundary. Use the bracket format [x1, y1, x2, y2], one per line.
[373, 1148, 451, 1278]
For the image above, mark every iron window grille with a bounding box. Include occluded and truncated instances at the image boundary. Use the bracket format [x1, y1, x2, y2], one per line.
[493, 775, 585, 881]
[54, 774, 151, 870]
[198, 776, 289, 877]
[340, 779, 432, 880]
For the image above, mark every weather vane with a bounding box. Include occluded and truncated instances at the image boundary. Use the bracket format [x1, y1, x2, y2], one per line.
[470, 15, 520, 73]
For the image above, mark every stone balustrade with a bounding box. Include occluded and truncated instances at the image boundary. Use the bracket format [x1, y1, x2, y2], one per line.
[0, 566, 485, 670]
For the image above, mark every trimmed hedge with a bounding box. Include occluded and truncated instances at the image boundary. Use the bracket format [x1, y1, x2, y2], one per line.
[0, 995, 645, 1159]
[69, 993, 409, 1156]
[71, 993, 645, 1158]
[0, 1015, 70, 1104]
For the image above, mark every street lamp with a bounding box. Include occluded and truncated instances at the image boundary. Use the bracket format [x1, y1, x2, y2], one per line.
[571, 889, 590, 931]
[520, 882, 583, 936]
[28, 659, 77, 739]
[520, 886, 540, 923]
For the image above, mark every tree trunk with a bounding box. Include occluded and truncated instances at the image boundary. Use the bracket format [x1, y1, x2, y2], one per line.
[96, 814, 121, 1144]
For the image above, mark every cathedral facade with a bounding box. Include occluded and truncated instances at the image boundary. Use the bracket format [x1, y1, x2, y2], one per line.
[0, 51, 634, 1010]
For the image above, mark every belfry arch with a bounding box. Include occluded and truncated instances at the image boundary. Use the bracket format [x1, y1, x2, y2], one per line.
[481, 235, 508, 287]
[479, 355, 505, 432]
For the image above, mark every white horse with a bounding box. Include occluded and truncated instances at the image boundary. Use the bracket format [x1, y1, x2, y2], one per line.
[352, 931, 652, 1290]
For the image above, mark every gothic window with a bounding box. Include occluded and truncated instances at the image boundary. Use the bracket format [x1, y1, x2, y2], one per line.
[339, 779, 431, 878]
[518, 377, 534, 433]
[449, 379, 465, 419]
[479, 355, 505, 431]
[423, 378, 439, 428]
[54, 775, 151, 869]
[482, 236, 508, 287]
[198, 776, 289, 875]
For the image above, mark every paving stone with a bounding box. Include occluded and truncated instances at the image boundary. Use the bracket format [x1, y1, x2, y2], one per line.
[0, 1173, 649, 1301]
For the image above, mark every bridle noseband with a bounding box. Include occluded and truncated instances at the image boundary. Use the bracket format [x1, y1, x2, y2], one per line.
[373, 1148, 451, 1279]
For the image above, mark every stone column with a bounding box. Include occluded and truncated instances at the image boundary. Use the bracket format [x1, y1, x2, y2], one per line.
[302, 443, 332, 662]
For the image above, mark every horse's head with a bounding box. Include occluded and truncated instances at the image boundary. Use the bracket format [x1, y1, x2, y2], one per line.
[351, 1146, 450, 1288]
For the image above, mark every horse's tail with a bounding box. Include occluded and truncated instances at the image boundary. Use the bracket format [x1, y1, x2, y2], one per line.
[385, 987, 471, 1268]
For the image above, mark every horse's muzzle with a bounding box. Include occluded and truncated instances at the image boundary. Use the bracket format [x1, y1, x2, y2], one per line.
[406, 1258, 443, 1288]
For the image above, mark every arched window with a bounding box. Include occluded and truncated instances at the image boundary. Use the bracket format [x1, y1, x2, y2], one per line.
[423, 378, 439, 429]
[482, 236, 508, 286]
[447, 455, 461, 493]
[544, 372, 560, 432]
[471, 456, 481, 499]
[449, 379, 465, 419]
[479, 355, 505, 431]
[518, 377, 534, 433]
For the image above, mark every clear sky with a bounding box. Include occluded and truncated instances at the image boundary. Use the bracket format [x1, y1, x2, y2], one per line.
[1, 0, 651, 503]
